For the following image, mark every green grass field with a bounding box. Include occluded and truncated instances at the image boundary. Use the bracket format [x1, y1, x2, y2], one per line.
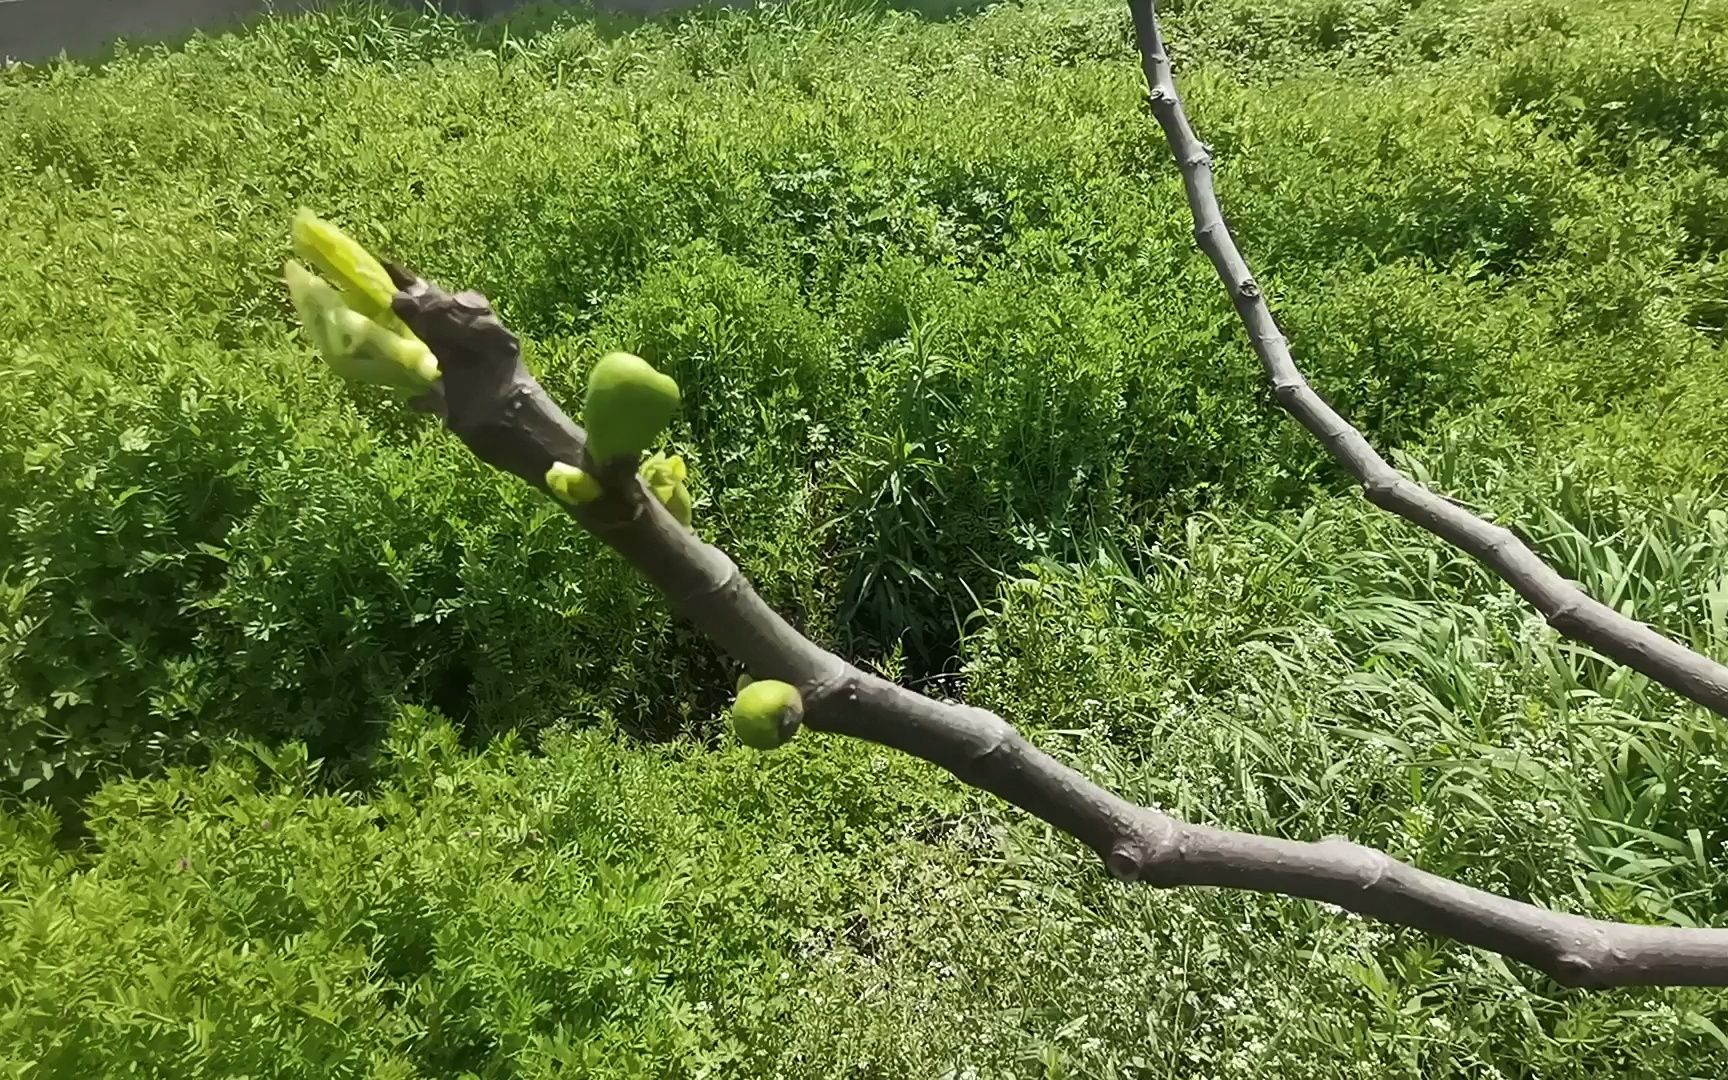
[3, 0, 1728, 1074]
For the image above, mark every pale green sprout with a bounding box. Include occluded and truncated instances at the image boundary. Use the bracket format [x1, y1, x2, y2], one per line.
[290, 208, 413, 337]
[730, 679, 803, 750]
[545, 461, 603, 506]
[640, 451, 693, 527]
[544, 454, 693, 524]
[282, 210, 438, 397]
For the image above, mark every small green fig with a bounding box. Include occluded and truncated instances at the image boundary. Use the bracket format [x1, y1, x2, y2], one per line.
[640, 451, 693, 527]
[730, 679, 803, 750]
[583, 351, 680, 467]
[545, 461, 603, 506]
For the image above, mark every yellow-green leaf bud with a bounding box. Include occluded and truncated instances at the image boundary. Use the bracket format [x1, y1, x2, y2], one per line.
[320, 307, 440, 395]
[545, 461, 603, 506]
[283, 259, 345, 341]
[640, 452, 693, 527]
[290, 208, 412, 337]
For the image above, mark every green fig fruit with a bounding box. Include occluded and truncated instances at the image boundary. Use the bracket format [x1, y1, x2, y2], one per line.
[546, 461, 603, 506]
[730, 679, 803, 751]
[290, 208, 412, 337]
[584, 351, 680, 467]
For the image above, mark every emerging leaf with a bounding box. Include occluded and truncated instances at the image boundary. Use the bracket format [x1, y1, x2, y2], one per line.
[282, 260, 349, 361]
[640, 452, 693, 527]
[290, 208, 412, 337]
[546, 461, 603, 506]
[281, 215, 439, 398]
[321, 307, 440, 395]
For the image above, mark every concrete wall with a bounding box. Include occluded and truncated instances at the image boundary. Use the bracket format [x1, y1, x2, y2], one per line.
[0, 0, 336, 63]
[0, 0, 575, 64]
[1, 0, 728, 67]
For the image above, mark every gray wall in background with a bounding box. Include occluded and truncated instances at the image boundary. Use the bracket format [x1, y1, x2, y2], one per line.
[0, 0, 328, 63]
[0, 0, 548, 64]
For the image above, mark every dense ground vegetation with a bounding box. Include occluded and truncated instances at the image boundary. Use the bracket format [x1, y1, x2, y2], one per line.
[2, 0, 1727, 1074]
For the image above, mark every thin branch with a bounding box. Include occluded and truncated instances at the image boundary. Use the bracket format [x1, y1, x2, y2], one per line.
[1126, 0, 1728, 719]
[378, 268, 1728, 988]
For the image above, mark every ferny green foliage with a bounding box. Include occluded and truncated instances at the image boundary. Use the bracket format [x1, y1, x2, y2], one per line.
[3, 0, 1728, 1074]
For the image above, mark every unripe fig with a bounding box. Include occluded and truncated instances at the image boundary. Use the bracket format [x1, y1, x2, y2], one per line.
[583, 351, 680, 467]
[730, 679, 803, 750]
[545, 461, 603, 506]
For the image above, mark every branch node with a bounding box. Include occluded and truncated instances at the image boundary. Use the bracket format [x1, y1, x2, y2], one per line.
[1106, 843, 1146, 882]
[1552, 952, 1600, 987]
[1544, 598, 1589, 632]
[1104, 814, 1180, 882]
[801, 660, 860, 715]
[1321, 835, 1391, 890]
[1482, 525, 1521, 557]
[1362, 474, 1403, 503]
[676, 559, 747, 608]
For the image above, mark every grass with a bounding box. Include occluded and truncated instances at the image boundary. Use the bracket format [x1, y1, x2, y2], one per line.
[2, 0, 1728, 1074]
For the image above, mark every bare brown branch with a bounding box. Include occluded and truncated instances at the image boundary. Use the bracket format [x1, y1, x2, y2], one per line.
[1125, 0, 1728, 718]
[382, 273, 1728, 989]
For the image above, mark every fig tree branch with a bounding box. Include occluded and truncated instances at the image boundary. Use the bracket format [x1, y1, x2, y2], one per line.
[1126, 0, 1728, 718]
[377, 268, 1728, 988]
